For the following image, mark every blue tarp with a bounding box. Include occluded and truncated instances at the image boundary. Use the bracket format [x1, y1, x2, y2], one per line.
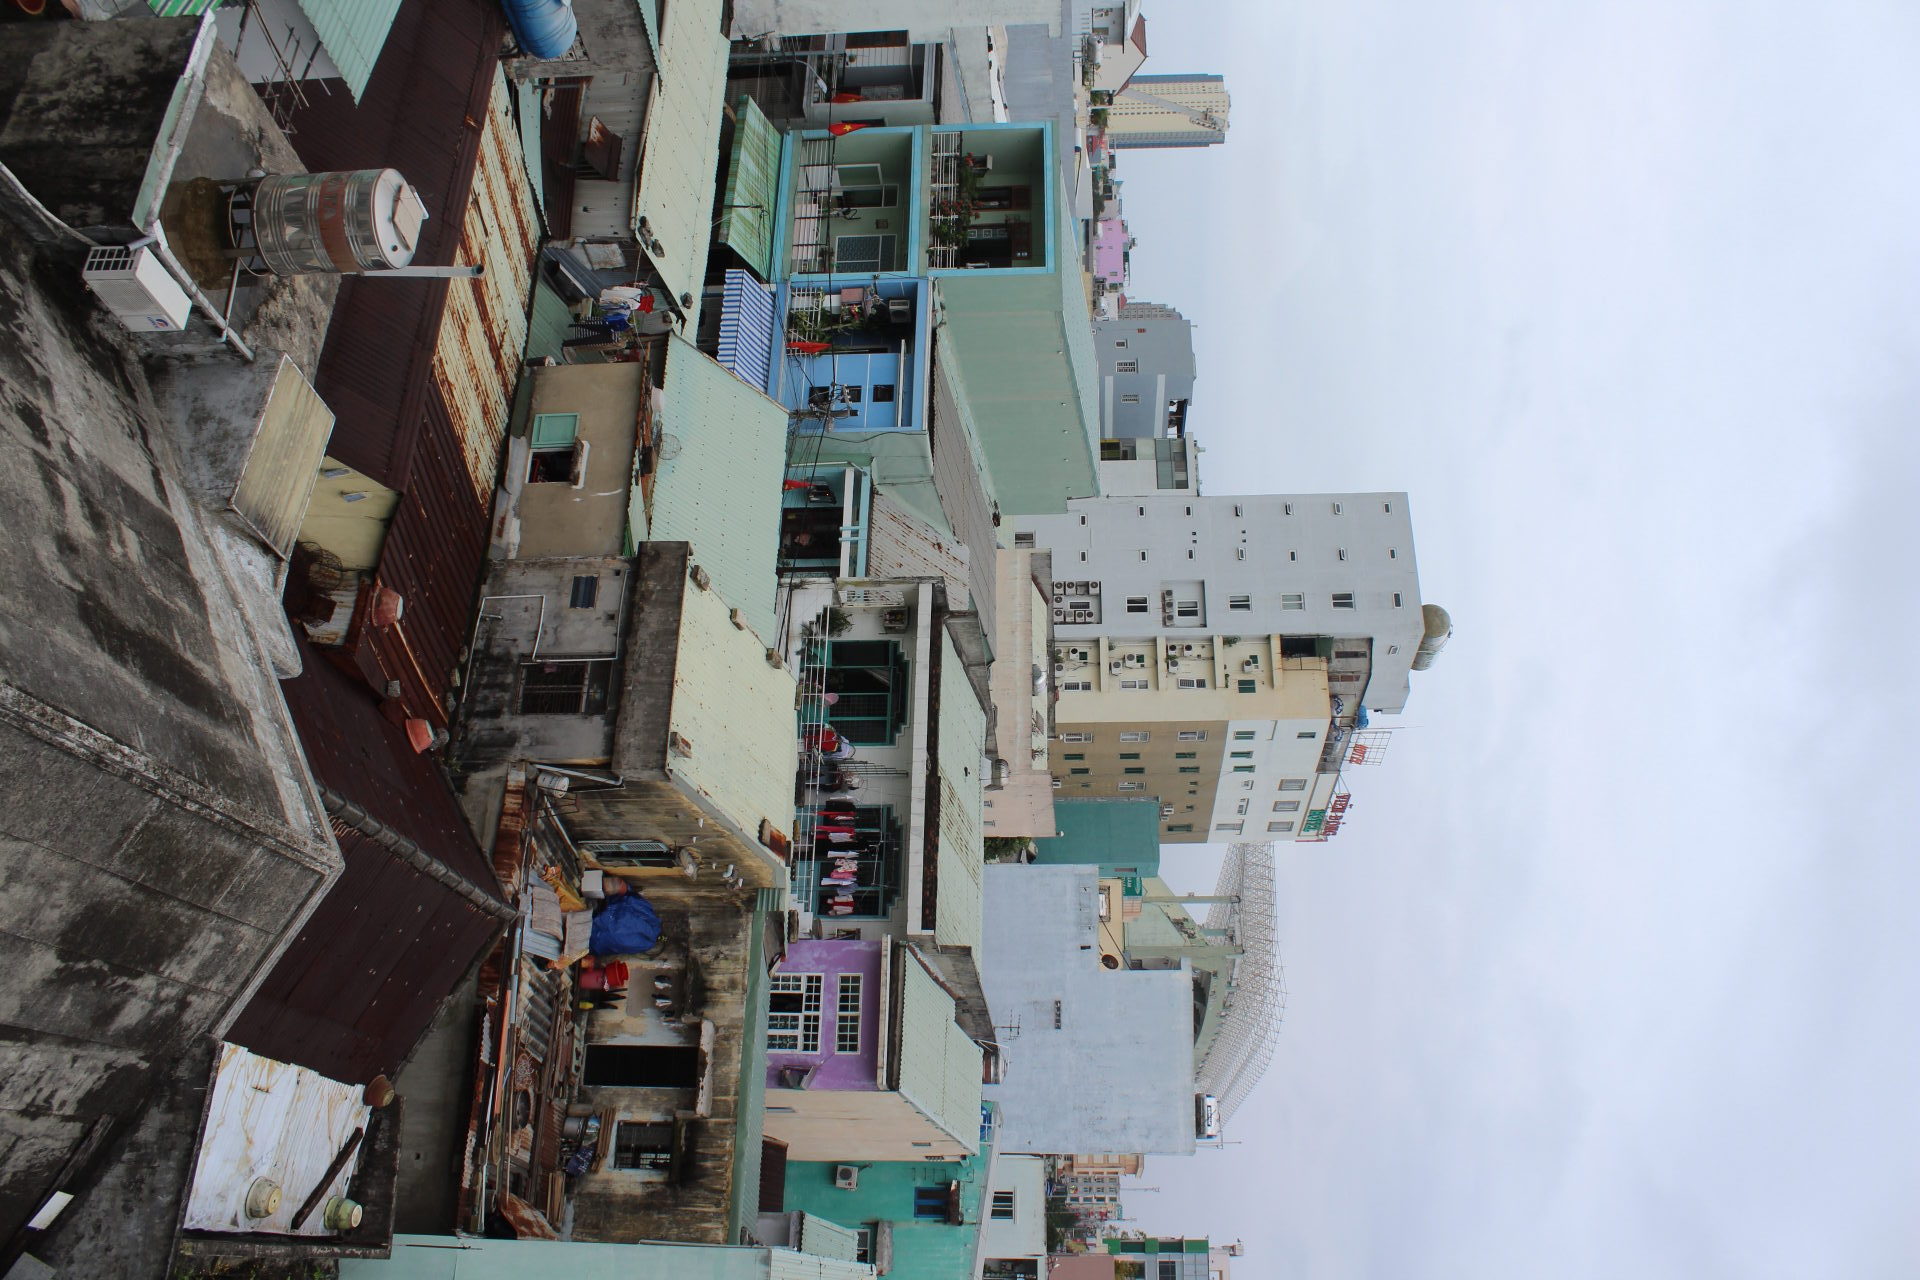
[589, 892, 662, 956]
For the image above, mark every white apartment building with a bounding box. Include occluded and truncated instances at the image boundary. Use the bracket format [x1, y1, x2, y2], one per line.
[1012, 494, 1447, 842]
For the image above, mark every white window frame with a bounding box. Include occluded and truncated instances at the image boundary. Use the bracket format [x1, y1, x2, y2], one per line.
[835, 974, 863, 1054]
[769, 973, 824, 1053]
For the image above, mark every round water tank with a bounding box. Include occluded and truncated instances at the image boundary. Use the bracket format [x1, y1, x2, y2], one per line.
[1410, 603, 1453, 671]
[251, 170, 428, 276]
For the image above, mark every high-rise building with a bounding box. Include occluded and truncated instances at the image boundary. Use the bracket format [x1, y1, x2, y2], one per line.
[1105, 74, 1231, 150]
[1014, 494, 1451, 842]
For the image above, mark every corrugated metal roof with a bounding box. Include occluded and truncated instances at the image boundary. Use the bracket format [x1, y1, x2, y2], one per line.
[895, 948, 983, 1152]
[631, 0, 730, 328]
[927, 340, 1001, 641]
[433, 67, 540, 505]
[717, 95, 781, 280]
[524, 277, 577, 363]
[866, 492, 972, 606]
[932, 632, 987, 952]
[668, 574, 799, 855]
[230, 639, 503, 1082]
[515, 79, 546, 225]
[643, 335, 789, 642]
[716, 269, 777, 393]
[364, 390, 491, 727]
[796, 1212, 862, 1262]
[766, 1251, 879, 1280]
[287, 0, 505, 489]
[298, 0, 405, 101]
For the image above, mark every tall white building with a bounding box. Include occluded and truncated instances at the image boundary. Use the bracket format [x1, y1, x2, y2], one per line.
[1013, 494, 1450, 842]
[1106, 74, 1231, 150]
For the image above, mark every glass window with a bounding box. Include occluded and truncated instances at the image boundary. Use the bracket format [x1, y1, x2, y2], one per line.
[1332, 593, 1356, 609]
[1237, 679, 1257, 693]
[768, 973, 824, 1053]
[1280, 594, 1305, 609]
[1119, 752, 1141, 760]
[1127, 596, 1149, 613]
[1177, 677, 1207, 689]
[914, 1186, 948, 1220]
[1268, 821, 1295, 833]
[825, 640, 910, 744]
[1117, 781, 1145, 791]
[1120, 731, 1151, 742]
[1175, 752, 1197, 759]
[1178, 766, 1200, 774]
[1123, 767, 1145, 775]
[835, 975, 863, 1053]
[1233, 730, 1255, 740]
[1232, 765, 1254, 774]
[1229, 595, 1251, 610]
[1215, 822, 1243, 834]
[1120, 679, 1150, 690]
[1177, 730, 1206, 741]
[991, 1190, 1016, 1220]
[1061, 732, 1092, 742]
[1230, 751, 1253, 760]
[1297, 730, 1317, 739]
[1279, 778, 1308, 792]
[1274, 800, 1301, 812]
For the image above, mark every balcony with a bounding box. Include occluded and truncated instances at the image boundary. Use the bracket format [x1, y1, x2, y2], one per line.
[779, 279, 927, 432]
[927, 126, 1050, 273]
[786, 131, 915, 278]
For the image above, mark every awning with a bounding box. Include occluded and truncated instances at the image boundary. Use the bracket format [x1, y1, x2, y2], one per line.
[716, 268, 777, 393]
[716, 95, 782, 280]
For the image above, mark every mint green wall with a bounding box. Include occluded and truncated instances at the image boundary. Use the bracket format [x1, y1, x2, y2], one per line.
[783, 1151, 991, 1280]
[1033, 798, 1164, 879]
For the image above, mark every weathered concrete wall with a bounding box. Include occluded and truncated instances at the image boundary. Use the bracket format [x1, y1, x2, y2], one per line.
[0, 223, 338, 1242]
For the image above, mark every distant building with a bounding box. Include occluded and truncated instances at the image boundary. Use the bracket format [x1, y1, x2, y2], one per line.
[1032, 798, 1164, 881]
[1014, 494, 1451, 842]
[1105, 74, 1230, 150]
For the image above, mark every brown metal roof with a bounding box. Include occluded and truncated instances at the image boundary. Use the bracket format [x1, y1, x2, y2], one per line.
[281, 0, 507, 489]
[228, 639, 504, 1083]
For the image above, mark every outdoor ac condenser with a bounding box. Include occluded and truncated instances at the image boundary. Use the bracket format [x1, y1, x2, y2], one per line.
[81, 245, 191, 332]
[834, 1165, 860, 1190]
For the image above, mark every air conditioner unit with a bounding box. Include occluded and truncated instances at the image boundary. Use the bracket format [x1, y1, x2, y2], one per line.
[1054, 662, 1066, 675]
[1243, 657, 1260, 671]
[82, 245, 191, 332]
[1181, 644, 1196, 655]
[1053, 594, 1066, 605]
[1088, 582, 1101, 594]
[834, 1165, 861, 1190]
[1109, 661, 1122, 674]
[1073, 610, 1091, 622]
[1053, 581, 1066, 592]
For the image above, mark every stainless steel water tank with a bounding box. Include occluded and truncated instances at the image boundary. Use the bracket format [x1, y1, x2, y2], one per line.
[250, 169, 428, 276]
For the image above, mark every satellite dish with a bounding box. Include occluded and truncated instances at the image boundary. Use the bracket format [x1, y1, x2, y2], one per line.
[656, 433, 683, 462]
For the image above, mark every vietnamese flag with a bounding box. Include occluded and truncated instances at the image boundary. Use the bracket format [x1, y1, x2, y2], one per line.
[828, 122, 873, 137]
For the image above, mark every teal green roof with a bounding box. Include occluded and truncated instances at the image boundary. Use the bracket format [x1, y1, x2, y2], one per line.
[718, 96, 782, 280]
[521, 279, 575, 364]
[781, 1144, 997, 1280]
[932, 634, 987, 951]
[515, 80, 546, 227]
[896, 949, 984, 1151]
[929, 202, 1100, 516]
[1034, 798, 1164, 879]
[642, 335, 789, 641]
[728, 905, 773, 1239]
[298, 0, 404, 102]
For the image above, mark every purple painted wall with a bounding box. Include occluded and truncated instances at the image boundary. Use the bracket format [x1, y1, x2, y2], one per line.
[1092, 218, 1131, 285]
[767, 938, 883, 1091]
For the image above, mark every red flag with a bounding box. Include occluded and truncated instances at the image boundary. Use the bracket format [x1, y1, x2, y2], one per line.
[828, 122, 872, 137]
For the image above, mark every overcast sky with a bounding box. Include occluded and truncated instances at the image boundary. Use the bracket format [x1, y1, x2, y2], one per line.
[1118, 3, 1920, 1276]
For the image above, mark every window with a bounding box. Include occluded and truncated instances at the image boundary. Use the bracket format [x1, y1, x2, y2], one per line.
[1330, 672, 1363, 683]
[1117, 781, 1145, 791]
[1268, 821, 1295, 833]
[579, 839, 678, 868]
[1167, 823, 1193, 833]
[1236, 799, 1250, 815]
[611, 1121, 675, 1173]
[835, 975, 863, 1053]
[1233, 730, 1256, 741]
[825, 640, 910, 744]
[1298, 730, 1318, 739]
[1121, 393, 1140, 404]
[1123, 767, 1145, 775]
[1186, 550, 1195, 560]
[1127, 595, 1149, 613]
[1232, 765, 1254, 774]
[1230, 750, 1253, 760]
[1178, 766, 1200, 774]
[527, 413, 584, 485]
[1114, 339, 1128, 348]
[1236, 549, 1246, 560]
[1237, 679, 1258, 693]
[1061, 732, 1092, 742]
[768, 973, 824, 1053]
[914, 1186, 948, 1220]
[1175, 751, 1197, 759]
[1280, 594, 1305, 610]
[518, 659, 614, 715]
[1062, 680, 1092, 692]
[991, 1190, 1017, 1221]
[1215, 822, 1243, 834]
[854, 1228, 876, 1265]
[1273, 800, 1300, 812]
[1332, 502, 1344, 514]
[1120, 679, 1149, 690]
[1288, 550, 1298, 561]
[1064, 753, 1085, 761]
[1389, 548, 1399, 559]
[872, 384, 896, 402]
[1332, 593, 1356, 609]
[1116, 359, 1139, 373]
[1178, 730, 1207, 741]
[1383, 501, 1394, 513]
[1120, 731, 1151, 742]
[1229, 595, 1251, 611]
[1119, 752, 1141, 760]
[1015, 531, 1036, 548]
[1337, 548, 1348, 561]
[1335, 649, 1367, 659]
[1176, 601, 1200, 619]
[1139, 551, 1149, 561]
[1233, 504, 1244, 517]
[1279, 778, 1308, 791]
[1069, 767, 1090, 775]
[1394, 592, 1405, 607]
[1177, 677, 1207, 689]
[568, 575, 599, 609]
[834, 232, 896, 272]
[1283, 502, 1294, 515]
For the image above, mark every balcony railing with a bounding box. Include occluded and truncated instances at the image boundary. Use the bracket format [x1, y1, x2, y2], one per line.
[927, 132, 963, 269]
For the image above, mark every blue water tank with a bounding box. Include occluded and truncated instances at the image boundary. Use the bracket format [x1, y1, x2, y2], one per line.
[502, 0, 578, 59]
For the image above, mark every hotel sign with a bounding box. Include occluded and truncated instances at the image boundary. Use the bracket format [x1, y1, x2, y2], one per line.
[1301, 793, 1352, 839]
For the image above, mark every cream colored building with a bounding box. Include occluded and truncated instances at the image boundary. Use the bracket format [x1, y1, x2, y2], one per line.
[983, 547, 1058, 838]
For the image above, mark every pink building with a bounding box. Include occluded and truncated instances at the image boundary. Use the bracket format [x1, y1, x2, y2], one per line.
[1091, 217, 1132, 287]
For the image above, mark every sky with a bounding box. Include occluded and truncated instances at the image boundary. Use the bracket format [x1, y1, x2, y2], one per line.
[1111, 3, 1920, 1276]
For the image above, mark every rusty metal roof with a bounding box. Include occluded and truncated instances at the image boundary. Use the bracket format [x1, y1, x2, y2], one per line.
[230, 640, 503, 1083]
[282, 0, 506, 489]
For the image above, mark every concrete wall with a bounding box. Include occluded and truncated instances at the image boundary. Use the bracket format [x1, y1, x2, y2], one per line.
[730, 0, 1060, 42]
[1095, 309, 1195, 440]
[509, 363, 645, 560]
[981, 1153, 1048, 1262]
[764, 1085, 970, 1163]
[979, 866, 1194, 1155]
